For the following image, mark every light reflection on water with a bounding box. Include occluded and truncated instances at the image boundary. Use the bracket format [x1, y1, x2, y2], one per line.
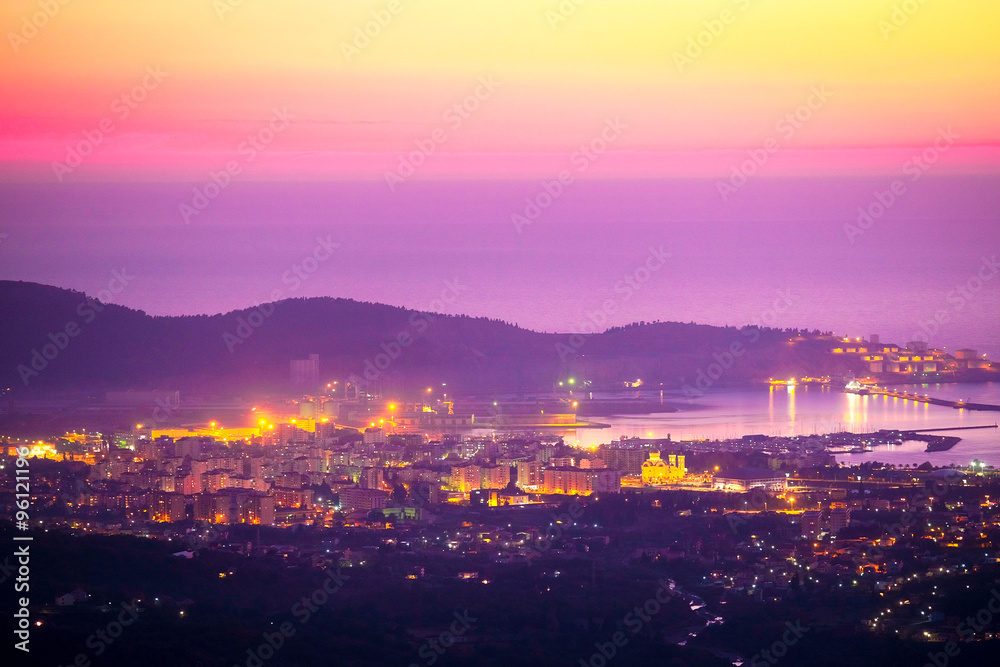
[553, 383, 1000, 467]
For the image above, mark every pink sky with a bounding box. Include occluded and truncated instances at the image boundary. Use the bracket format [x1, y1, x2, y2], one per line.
[2, 1, 999, 182]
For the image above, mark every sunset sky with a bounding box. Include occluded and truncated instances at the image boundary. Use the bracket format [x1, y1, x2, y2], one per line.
[2, 0, 999, 181]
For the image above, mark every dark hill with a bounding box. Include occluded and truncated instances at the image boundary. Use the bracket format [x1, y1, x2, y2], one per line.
[0, 281, 864, 395]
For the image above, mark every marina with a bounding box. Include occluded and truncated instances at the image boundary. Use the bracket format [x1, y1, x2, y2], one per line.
[554, 382, 1000, 466]
[845, 380, 1000, 411]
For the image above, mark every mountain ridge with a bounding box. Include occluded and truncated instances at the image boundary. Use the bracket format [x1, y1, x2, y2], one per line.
[0, 280, 862, 395]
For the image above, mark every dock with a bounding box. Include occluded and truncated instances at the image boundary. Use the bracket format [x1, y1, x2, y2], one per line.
[907, 425, 999, 433]
[859, 387, 1000, 411]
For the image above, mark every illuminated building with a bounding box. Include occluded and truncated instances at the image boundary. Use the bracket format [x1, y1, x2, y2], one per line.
[203, 470, 230, 493]
[801, 510, 822, 538]
[174, 436, 209, 458]
[450, 464, 481, 492]
[829, 507, 851, 535]
[156, 474, 176, 493]
[358, 467, 382, 489]
[424, 413, 476, 428]
[150, 492, 187, 522]
[956, 349, 991, 370]
[272, 487, 314, 509]
[480, 465, 510, 489]
[597, 445, 647, 475]
[340, 486, 388, 511]
[112, 431, 135, 450]
[541, 467, 621, 495]
[640, 452, 685, 485]
[448, 464, 509, 491]
[180, 474, 200, 495]
[712, 468, 786, 492]
[458, 437, 497, 459]
[194, 490, 275, 525]
[471, 486, 530, 507]
[277, 471, 304, 489]
[363, 427, 387, 445]
[516, 459, 543, 488]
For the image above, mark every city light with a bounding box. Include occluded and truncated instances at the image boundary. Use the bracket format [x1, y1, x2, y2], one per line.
[3, 5, 997, 660]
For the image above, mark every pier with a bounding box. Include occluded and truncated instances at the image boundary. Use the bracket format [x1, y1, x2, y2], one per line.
[906, 425, 999, 433]
[860, 386, 1000, 411]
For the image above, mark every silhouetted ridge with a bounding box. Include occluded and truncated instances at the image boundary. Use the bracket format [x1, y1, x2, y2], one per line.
[0, 281, 864, 394]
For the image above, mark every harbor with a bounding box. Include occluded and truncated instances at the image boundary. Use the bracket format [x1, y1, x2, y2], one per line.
[845, 380, 1000, 411]
[561, 382, 1000, 466]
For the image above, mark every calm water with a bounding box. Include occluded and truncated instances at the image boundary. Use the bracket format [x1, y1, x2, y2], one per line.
[1, 181, 997, 359]
[558, 383, 1000, 467]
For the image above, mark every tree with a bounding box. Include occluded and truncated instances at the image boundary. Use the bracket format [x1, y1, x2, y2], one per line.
[390, 483, 407, 504]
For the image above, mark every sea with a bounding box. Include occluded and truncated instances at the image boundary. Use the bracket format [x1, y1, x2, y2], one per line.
[1, 180, 997, 359]
[554, 382, 1000, 467]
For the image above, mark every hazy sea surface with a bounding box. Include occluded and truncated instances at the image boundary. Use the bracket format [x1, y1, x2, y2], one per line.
[555, 383, 1000, 467]
[1, 180, 997, 358]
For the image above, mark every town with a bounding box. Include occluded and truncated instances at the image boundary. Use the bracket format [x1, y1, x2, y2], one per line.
[3, 378, 999, 665]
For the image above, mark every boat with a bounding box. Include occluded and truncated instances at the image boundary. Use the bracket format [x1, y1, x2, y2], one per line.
[843, 380, 870, 395]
